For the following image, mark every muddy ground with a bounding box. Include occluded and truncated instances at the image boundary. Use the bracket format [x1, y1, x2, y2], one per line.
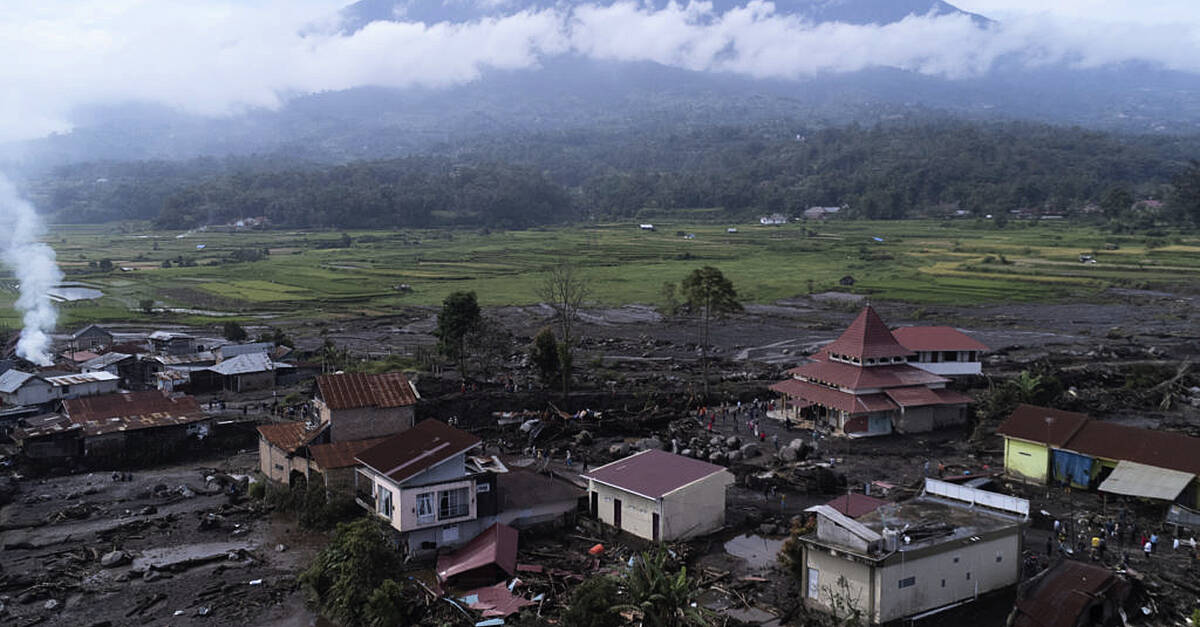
[7, 288, 1200, 626]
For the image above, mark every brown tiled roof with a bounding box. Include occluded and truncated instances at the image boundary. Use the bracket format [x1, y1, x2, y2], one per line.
[258, 421, 316, 455]
[996, 404, 1090, 448]
[583, 449, 731, 500]
[892, 326, 989, 352]
[771, 378, 897, 415]
[64, 391, 201, 422]
[824, 493, 887, 519]
[1064, 421, 1200, 476]
[821, 305, 913, 361]
[884, 386, 962, 408]
[309, 437, 390, 470]
[317, 372, 417, 410]
[356, 419, 480, 483]
[788, 358, 947, 391]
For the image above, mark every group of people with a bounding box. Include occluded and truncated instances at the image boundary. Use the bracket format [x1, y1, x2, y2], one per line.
[1048, 514, 1199, 564]
[696, 398, 786, 437]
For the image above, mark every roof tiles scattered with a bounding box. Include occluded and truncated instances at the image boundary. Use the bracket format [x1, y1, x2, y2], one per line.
[821, 305, 913, 361]
[356, 419, 480, 483]
[317, 372, 418, 410]
[583, 449, 731, 500]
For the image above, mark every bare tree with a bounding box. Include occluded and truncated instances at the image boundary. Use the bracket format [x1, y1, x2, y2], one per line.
[538, 259, 591, 398]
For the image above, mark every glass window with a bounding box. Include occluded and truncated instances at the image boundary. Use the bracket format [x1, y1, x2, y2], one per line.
[438, 487, 469, 520]
[377, 487, 393, 518]
[898, 577, 915, 589]
[416, 492, 435, 523]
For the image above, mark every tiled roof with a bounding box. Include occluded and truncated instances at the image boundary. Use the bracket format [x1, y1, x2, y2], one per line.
[257, 421, 317, 455]
[309, 437, 390, 470]
[788, 358, 947, 391]
[824, 493, 887, 519]
[64, 391, 208, 436]
[996, 404, 1090, 448]
[356, 419, 480, 483]
[317, 372, 417, 410]
[884, 386, 967, 408]
[771, 378, 897, 414]
[892, 326, 989, 352]
[821, 305, 913, 361]
[583, 449, 731, 500]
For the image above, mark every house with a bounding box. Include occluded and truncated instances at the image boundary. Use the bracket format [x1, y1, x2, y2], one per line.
[199, 352, 290, 392]
[760, 213, 788, 225]
[258, 421, 325, 486]
[314, 372, 419, 442]
[583, 449, 734, 542]
[1008, 560, 1129, 627]
[839, 275, 855, 286]
[218, 342, 274, 361]
[804, 206, 841, 220]
[80, 352, 136, 386]
[307, 437, 390, 492]
[70, 325, 114, 351]
[796, 478, 1027, 625]
[770, 305, 973, 437]
[493, 468, 583, 530]
[60, 391, 211, 462]
[892, 326, 989, 376]
[0, 370, 55, 406]
[354, 419, 487, 556]
[996, 405, 1200, 509]
[11, 414, 82, 463]
[149, 331, 196, 356]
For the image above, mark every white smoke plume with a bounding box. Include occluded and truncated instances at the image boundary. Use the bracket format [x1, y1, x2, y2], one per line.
[0, 174, 63, 366]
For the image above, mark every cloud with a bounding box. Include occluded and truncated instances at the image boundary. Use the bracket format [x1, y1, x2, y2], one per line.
[1, 0, 1199, 143]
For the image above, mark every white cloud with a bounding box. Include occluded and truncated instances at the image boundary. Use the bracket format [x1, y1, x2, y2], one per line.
[1, 0, 1199, 143]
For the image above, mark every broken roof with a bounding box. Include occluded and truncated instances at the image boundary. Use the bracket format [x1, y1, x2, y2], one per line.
[820, 305, 913, 361]
[496, 468, 585, 511]
[1011, 561, 1123, 627]
[996, 404, 1090, 448]
[1097, 460, 1194, 501]
[436, 522, 519, 585]
[308, 437, 389, 470]
[12, 413, 80, 440]
[317, 372, 418, 410]
[891, 326, 989, 352]
[0, 369, 37, 393]
[824, 493, 888, 519]
[583, 449, 732, 500]
[357, 419, 481, 484]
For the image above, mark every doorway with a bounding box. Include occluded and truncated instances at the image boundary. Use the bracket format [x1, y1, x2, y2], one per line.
[590, 491, 598, 518]
[613, 498, 622, 529]
[652, 512, 660, 542]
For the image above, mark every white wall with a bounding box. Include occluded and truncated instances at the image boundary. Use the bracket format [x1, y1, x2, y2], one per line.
[660, 471, 733, 541]
[875, 534, 1020, 623]
[589, 480, 659, 541]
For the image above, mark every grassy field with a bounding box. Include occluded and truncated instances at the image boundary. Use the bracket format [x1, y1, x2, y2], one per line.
[1, 219, 1198, 327]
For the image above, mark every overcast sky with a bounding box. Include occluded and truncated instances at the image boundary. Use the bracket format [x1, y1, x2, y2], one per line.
[2, 0, 1199, 143]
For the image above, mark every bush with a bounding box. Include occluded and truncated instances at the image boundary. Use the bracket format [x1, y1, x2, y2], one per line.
[247, 481, 265, 500]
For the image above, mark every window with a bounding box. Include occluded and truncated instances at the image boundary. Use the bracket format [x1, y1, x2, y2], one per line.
[966, 572, 971, 580]
[438, 487, 469, 520]
[416, 492, 435, 523]
[476, 483, 490, 493]
[898, 577, 916, 589]
[942, 351, 958, 362]
[953, 556, 960, 563]
[377, 487, 393, 518]
[941, 579, 946, 588]
[996, 554, 1003, 563]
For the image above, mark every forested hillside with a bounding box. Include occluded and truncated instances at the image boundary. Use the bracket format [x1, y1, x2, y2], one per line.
[31, 119, 1200, 229]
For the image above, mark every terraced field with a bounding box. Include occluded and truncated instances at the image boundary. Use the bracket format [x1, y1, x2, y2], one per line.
[2, 219, 1198, 326]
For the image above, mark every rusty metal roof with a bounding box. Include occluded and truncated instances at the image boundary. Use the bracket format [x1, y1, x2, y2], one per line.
[996, 404, 1090, 447]
[309, 437, 389, 470]
[1011, 560, 1124, 627]
[317, 372, 418, 410]
[892, 326, 989, 352]
[63, 391, 209, 436]
[583, 449, 732, 500]
[356, 419, 480, 483]
[436, 522, 518, 585]
[257, 421, 325, 455]
[12, 413, 80, 440]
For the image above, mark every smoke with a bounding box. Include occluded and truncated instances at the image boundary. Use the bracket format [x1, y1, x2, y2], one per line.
[0, 174, 63, 366]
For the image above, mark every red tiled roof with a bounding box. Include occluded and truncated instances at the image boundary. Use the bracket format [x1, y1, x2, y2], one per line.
[822, 305, 913, 361]
[317, 372, 417, 410]
[356, 419, 480, 483]
[436, 522, 518, 585]
[884, 386, 969, 407]
[824, 493, 887, 518]
[771, 378, 897, 415]
[892, 326, 989, 352]
[309, 437, 390, 470]
[1063, 421, 1200, 476]
[932, 388, 974, 405]
[583, 449, 731, 499]
[258, 421, 317, 455]
[788, 358, 947, 391]
[996, 404, 1090, 448]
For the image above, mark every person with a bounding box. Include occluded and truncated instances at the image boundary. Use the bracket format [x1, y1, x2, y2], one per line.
[1144, 540, 1153, 559]
[1173, 537, 1180, 551]
[566, 449, 573, 467]
[1150, 532, 1159, 553]
[924, 460, 930, 476]
[581, 453, 588, 473]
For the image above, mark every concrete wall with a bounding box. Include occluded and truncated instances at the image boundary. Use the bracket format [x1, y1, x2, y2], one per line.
[659, 471, 733, 541]
[395, 478, 477, 532]
[1004, 437, 1050, 484]
[875, 533, 1020, 623]
[4, 379, 55, 406]
[258, 436, 309, 484]
[589, 480, 659, 541]
[228, 370, 274, 392]
[803, 547, 874, 619]
[319, 402, 414, 443]
[932, 405, 967, 429]
[894, 406, 934, 433]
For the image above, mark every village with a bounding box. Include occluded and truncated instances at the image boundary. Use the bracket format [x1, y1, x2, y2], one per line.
[0, 293, 1198, 627]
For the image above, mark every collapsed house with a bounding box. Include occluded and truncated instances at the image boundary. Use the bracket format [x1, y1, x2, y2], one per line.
[997, 404, 1200, 509]
[583, 449, 734, 542]
[1008, 560, 1130, 627]
[771, 305, 974, 436]
[11, 390, 211, 465]
[795, 478, 1028, 625]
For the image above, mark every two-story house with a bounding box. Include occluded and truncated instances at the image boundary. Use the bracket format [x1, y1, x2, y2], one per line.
[354, 419, 489, 556]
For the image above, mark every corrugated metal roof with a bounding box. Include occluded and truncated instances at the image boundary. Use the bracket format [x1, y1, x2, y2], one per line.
[11, 413, 80, 440]
[62, 391, 208, 436]
[996, 404, 1091, 447]
[257, 421, 322, 455]
[1097, 461, 1194, 501]
[821, 305, 913, 361]
[208, 352, 289, 375]
[81, 352, 132, 371]
[219, 343, 273, 359]
[892, 326, 989, 352]
[70, 324, 113, 340]
[0, 370, 36, 393]
[583, 449, 731, 500]
[356, 419, 480, 483]
[1011, 560, 1122, 627]
[1064, 421, 1200, 476]
[317, 372, 418, 410]
[824, 493, 887, 519]
[150, 352, 215, 366]
[436, 523, 519, 584]
[45, 371, 119, 387]
[309, 437, 390, 470]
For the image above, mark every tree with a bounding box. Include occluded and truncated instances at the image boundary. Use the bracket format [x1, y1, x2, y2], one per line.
[529, 327, 560, 385]
[615, 549, 714, 627]
[300, 518, 407, 627]
[435, 291, 482, 378]
[681, 266, 741, 397]
[223, 321, 248, 342]
[660, 281, 679, 315]
[562, 575, 624, 627]
[139, 299, 155, 314]
[1101, 186, 1133, 221]
[538, 260, 590, 398]
[98, 258, 114, 272]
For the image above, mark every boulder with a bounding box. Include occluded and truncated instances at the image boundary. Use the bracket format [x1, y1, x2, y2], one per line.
[43, 599, 59, 611]
[636, 437, 663, 451]
[728, 451, 741, 462]
[608, 443, 630, 457]
[739, 443, 761, 459]
[100, 550, 129, 568]
[787, 438, 805, 450]
[680, 449, 693, 458]
[708, 451, 727, 464]
[709, 437, 723, 448]
[725, 436, 741, 449]
[143, 570, 162, 582]
[778, 446, 799, 463]
[574, 430, 593, 446]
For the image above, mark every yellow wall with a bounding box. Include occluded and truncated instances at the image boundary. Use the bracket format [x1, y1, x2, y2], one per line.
[1003, 437, 1049, 484]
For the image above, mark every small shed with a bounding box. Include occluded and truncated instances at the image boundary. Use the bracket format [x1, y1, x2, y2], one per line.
[71, 325, 114, 351]
[839, 275, 855, 286]
[583, 449, 733, 542]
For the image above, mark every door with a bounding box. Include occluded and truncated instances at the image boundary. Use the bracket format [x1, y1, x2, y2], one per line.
[590, 491, 598, 518]
[807, 567, 820, 598]
[652, 512, 661, 542]
[613, 498, 622, 530]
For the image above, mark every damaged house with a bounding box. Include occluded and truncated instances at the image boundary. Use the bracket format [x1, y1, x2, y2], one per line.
[771, 305, 973, 436]
[795, 478, 1028, 625]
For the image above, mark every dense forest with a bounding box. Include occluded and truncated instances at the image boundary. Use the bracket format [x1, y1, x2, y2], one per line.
[28, 118, 1200, 229]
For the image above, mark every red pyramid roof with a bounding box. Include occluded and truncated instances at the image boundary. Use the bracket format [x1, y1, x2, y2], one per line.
[822, 305, 913, 361]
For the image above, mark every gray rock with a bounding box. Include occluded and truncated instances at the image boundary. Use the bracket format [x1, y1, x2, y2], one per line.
[100, 550, 129, 568]
[739, 443, 761, 459]
[574, 430, 593, 445]
[725, 436, 741, 449]
[708, 451, 726, 464]
[728, 451, 742, 462]
[778, 446, 799, 462]
[787, 438, 805, 450]
[143, 570, 162, 582]
[680, 449, 692, 458]
[609, 443, 630, 457]
[43, 599, 59, 611]
[709, 437, 722, 448]
[275, 544, 287, 553]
